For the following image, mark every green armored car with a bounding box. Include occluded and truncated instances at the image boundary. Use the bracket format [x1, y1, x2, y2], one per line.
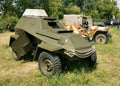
[9, 9, 97, 76]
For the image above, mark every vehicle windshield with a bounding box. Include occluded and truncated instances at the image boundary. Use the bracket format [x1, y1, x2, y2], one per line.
[43, 18, 60, 29]
[48, 21, 60, 28]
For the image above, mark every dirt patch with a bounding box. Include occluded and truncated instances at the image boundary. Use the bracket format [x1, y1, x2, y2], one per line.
[0, 32, 39, 78]
[0, 62, 38, 78]
[0, 32, 14, 45]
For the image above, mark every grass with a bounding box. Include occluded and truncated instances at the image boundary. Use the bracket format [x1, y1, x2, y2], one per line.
[0, 28, 120, 86]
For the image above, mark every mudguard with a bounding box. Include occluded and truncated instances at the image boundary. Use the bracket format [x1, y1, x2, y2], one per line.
[38, 42, 62, 52]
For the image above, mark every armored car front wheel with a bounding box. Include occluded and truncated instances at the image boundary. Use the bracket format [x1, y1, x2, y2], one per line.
[38, 51, 61, 77]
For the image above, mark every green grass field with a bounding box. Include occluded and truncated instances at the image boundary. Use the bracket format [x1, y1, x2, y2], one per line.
[0, 27, 120, 86]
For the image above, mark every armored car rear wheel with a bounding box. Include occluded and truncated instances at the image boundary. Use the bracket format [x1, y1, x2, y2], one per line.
[88, 52, 97, 67]
[38, 51, 61, 77]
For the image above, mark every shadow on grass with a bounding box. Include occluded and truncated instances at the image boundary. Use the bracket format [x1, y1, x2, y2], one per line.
[21, 55, 98, 74]
[62, 59, 98, 74]
[19, 51, 97, 75]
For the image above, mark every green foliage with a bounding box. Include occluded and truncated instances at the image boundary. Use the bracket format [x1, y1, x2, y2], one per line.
[8, 16, 18, 25]
[0, 78, 11, 86]
[79, 0, 119, 21]
[0, 20, 5, 29]
[0, 15, 18, 32]
[96, 0, 116, 20]
[0, 16, 7, 30]
[116, 10, 120, 19]
[2, 0, 14, 17]
[49, 0, 63, 19]
[64, 3, 81, 14]
[12, 0, 40, 18]
[0, 0, 120, 20]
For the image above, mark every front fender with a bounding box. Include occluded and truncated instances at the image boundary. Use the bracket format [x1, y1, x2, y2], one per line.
[38, 42, 62, 52]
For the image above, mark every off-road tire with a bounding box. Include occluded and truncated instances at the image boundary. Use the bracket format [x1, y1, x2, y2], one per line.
[38, 51, 61, 77]
[95, 34, 108, 44]
[12, 50, 21, 61]
[88, 52, 97, 67]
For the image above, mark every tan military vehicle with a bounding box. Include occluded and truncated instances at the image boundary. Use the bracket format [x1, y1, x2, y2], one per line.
[63, 14, 111, 44]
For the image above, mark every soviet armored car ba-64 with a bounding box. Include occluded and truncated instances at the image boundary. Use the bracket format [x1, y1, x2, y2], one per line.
[9, 9, 97, 77]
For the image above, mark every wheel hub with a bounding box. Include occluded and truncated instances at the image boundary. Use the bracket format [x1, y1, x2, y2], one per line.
[43, 59, 53, 72]
[96, 36, 105, 44]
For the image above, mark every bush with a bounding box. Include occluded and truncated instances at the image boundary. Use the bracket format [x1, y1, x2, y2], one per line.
[0, 16, 6, 32]
[0, 16, 19, 32]
[64, 3, 81, 14]
[9, 16, 19, 25]
[7, 16, 19, 31]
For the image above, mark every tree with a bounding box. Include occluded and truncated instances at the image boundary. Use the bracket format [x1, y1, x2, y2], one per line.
[64, 3, 81, 14]
[49, 0, 63, 19]
[1, 0, 14, 17]
[13, 0, 40, 17]
[40, 0, 63, 19]
[116, 10, 120, 19]
[82, 0, 98, 17]
[1, 0, 120, 21]
[97, 0, 119, 20]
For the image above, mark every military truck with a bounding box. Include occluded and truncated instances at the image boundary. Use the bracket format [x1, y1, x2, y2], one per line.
[63, 14, 111, 44]
[9, 9, 97, 77]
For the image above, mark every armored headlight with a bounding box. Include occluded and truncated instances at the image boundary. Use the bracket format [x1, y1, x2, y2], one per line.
[58, 38, 68, 45]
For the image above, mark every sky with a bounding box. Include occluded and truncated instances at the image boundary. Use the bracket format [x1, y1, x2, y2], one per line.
[117, 0, 120, 9]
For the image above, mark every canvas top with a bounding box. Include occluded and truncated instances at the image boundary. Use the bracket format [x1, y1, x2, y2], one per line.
[63, 14, 82, 25]
[63, 14, 92, 25]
